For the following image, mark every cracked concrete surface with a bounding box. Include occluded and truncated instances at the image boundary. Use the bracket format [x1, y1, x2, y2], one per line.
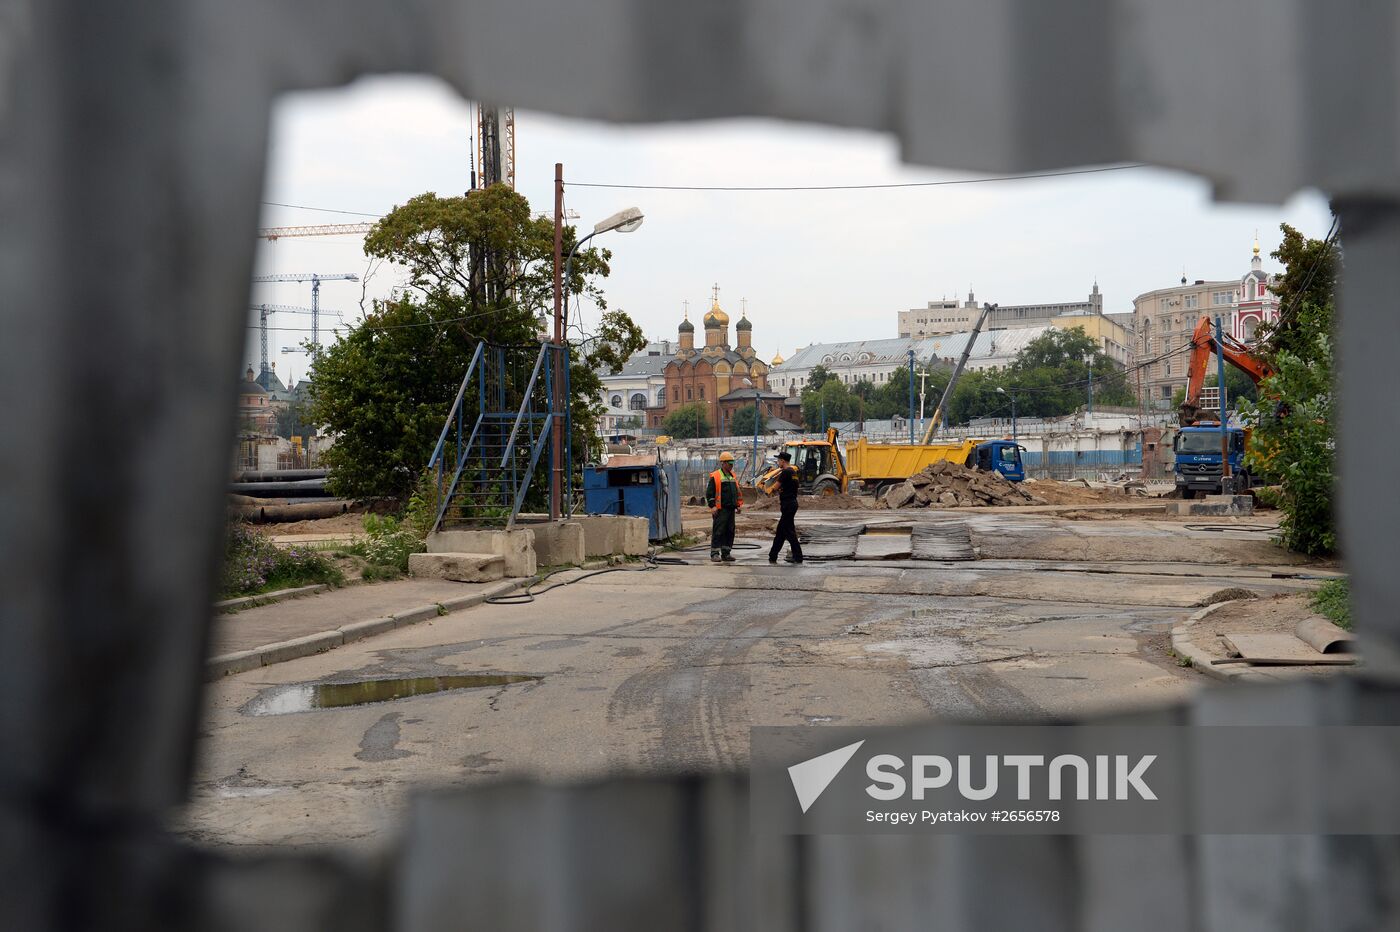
[180, 514, 1329, 848]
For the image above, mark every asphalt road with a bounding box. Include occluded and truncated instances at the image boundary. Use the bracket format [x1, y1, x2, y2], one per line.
[181, 514, 1326, 847]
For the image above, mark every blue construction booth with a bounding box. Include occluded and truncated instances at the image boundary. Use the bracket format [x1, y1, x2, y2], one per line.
[582, 457, 682, 542]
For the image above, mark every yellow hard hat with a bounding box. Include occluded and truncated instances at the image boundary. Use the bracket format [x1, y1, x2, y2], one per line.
[718, 451, 736, 462]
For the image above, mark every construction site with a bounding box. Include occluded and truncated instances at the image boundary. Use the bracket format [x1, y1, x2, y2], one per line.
[10, 5, 1398, 930]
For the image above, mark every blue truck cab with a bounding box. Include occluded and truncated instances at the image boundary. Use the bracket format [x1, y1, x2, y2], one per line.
[969, 440, 1026, 482]
[1173, 426, 1249, 498]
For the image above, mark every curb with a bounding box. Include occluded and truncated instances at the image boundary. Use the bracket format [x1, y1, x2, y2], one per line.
[205, 577, 530, 680]
[215, 584, 330, 613]
[1170, 600, 1277, 684]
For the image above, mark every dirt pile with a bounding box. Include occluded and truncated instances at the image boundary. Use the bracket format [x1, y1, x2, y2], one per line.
[880, 460, 1044, 508]
[747, 491, 869, 511]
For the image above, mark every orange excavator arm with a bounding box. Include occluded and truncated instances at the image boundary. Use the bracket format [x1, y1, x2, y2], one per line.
[1180, 316, 1276, 425]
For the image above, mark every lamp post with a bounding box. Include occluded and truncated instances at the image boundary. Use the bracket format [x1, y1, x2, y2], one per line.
[742, 377, 761, 479]
[907, 348, 916, 444]
[1084, 352, 1094, 419]
[996, 386, 1017, 444]
[550, 192, 644, 518]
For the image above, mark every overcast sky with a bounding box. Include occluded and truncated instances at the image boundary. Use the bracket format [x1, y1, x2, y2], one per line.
[251, 75, 1333, 381]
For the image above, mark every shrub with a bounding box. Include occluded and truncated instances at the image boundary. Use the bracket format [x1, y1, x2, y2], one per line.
[359, 514, 425, 573]
[219, 522, 344, 598]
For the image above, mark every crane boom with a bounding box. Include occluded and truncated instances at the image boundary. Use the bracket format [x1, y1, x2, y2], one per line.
[919, 303, 994, 443]
[1179, 315, 1275, 425]
[257, 222, 375, 240]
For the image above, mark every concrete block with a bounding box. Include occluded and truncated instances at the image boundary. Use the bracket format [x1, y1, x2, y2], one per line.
[427, 528, 536, 577]
[408, 551, 506, 583]
[531, 521, 586, 567]
[258, 631, 343, 666]
[620, 517, 650, 555]
[573, 515, 620, 557]
[1167, 496, 1254, 517]
[205, 649, 263, 680]
[338, 616, 399, 644]
[571, 515, 651, 556]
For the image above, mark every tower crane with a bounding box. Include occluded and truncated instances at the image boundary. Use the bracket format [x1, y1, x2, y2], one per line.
[250, 304, 348, 380]
[251, 272, 358, 351]
[472, 105, 515, 190]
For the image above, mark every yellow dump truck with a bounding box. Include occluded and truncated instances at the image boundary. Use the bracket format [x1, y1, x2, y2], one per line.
[759, 428, 1019, 496]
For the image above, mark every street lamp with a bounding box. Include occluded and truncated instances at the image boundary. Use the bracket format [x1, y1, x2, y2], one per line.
[996, 385, 1017, 444]
[563, 207, 645, 335]
[551, 204, 644, 519]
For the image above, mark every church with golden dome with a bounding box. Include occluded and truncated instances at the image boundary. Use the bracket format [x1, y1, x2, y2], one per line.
[648, 287, 786, 433]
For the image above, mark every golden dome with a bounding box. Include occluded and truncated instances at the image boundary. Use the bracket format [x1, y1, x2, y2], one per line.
[703, 299, 729, 328]
[771, 348, 785, 366]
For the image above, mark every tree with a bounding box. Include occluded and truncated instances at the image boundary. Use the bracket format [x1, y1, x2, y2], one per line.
[309, 185, 641, 502]
[806, 365, 834, 392]
[662, 402, 711, 439]
[1257, 221, 1340, 358]
[1241, 221, 1340, 555]
[800, 379, 858, 431]
[729, 405, 767, 436]
[274, 397, 316, 440]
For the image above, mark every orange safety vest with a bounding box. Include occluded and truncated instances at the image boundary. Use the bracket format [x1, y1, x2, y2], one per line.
[707, 468, 743, 511]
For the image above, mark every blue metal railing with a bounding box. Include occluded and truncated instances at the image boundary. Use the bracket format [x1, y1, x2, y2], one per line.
[426, 342, 570, 533]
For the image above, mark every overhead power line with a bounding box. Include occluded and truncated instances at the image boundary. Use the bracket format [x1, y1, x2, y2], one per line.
[567, 163, 1147, 192]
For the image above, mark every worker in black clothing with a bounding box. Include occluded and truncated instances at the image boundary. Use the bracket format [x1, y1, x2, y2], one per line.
[767, 451, 804, 564]
[706, 451, 743, 563]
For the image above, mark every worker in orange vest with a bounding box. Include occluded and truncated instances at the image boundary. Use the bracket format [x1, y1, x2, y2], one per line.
[706, 451, 743, 563]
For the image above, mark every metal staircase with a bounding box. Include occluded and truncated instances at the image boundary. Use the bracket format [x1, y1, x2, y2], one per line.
[427, 342, 572, 531]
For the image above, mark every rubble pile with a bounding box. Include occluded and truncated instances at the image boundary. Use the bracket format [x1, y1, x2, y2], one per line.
[880, 460, 1045, 508]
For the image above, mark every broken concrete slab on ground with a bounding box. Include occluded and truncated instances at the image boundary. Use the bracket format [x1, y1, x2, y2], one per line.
[880, 460, 1044, 509]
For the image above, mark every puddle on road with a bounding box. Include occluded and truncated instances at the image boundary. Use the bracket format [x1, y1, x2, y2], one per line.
[243, 674, 541, 716]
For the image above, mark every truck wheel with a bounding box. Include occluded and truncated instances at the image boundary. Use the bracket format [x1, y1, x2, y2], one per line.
[1179, 488, 1196, 500]
[812, 478, 839, 497]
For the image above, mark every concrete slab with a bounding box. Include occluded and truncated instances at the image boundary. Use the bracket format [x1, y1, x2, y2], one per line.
[854, 533, 913, 560]
[428, 528, 536, 577]
[408, 552, 505, 583]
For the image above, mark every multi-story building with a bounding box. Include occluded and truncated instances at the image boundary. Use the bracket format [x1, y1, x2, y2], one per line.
[769, 326, 1062, 397]
[1132, 240, 1279, 407]
[598, 339, 673, 434]
[899, 284, 1131, 366]
[898, 285, 1104, 338]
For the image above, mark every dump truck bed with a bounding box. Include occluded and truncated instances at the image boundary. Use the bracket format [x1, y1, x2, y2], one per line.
[845, 437, 981, 483]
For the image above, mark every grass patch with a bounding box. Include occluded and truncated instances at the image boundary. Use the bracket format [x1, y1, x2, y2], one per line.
[360, 563, 405, 583]
[1310, 578, 1351, 630]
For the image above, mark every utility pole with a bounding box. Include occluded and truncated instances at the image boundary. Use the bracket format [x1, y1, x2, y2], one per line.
[551, 163, 564, 519]
[1215, 315, 1232, 491]
[1086, 353, 1094, 419]
[907, 349, 916, 444]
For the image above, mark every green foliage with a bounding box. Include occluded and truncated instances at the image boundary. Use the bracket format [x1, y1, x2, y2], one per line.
[1240, 329, 1335, 555]
[310, 185, 641, 502]
[1309, 578, 1351, 630]
[358, 513, 426, 574]
[806, 365, 834, 392]
[274, 397, 317, 440]
[219, 522, 344, 598]
[728, 405, 767, 436]
[1257, 222, 1340, 358]
[663, 401, 711, 439]
[800, 379, 858, 430]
